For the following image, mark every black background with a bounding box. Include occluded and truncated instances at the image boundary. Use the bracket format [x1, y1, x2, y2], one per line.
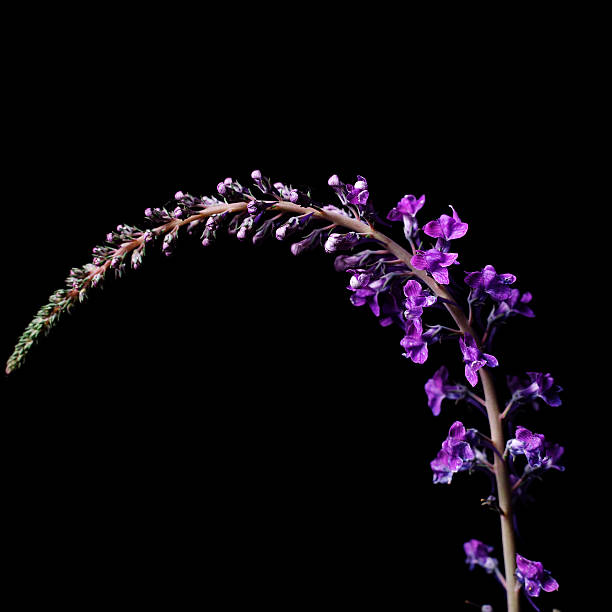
[0, 15, 600, 611]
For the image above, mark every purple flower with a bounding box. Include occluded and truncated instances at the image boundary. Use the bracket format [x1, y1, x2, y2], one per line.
[387, 194, 426, 240]
[411, 249, 458, 284]
[387, 194, 426, 220]
[430, 421, 475, 484]
[524, 372, 562, 407]
[400, 318, 428, 364]
[423, 206, 469, 242]
[490, 288, 535, 320]
[507, 426, 564, 473]
[464, 265, 516, 302]
[509, 372, 562, 407]
[347, 271, 400, 320]
[251, 169, 262, 181]
[430, 449, 456, 484]
[346, 175, 369, 209]
[174, 190, 185, 200]
[506, 426, 546, 468]
[403, 279, 437, 319]
[515, 554, 559, 597]
[424, 365, 467, 416]
[463, 539, 499, 574]
[459, 334, 498, 386]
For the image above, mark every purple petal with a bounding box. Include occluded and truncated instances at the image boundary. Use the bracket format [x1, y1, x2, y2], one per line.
[423, 219, 444, 238]
[410, 254, 428, 270]
[541, 574, 559, 592]
[465, 365, 478, 387]
[403, 279, 423, 298]
[483, 353, 498, 368]
[431, 268, 450, 284]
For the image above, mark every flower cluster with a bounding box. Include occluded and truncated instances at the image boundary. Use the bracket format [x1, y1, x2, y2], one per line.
[5, 170, 563, 610]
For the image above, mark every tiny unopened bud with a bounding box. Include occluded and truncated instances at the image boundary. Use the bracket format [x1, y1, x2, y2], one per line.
[145, 207, 153, 217]
[275, 225, 288, 240]
[223, 177, 233, 186]
[276, 217, 300, 241]
[217, 182, 227, 195]
[324, 232, 360, 253]
[174, 206, 183, 218]
[106, 233, 114, 242]
[251, 169, 262, 180]
[174, 190, 184, 200]
[237, 217, 254, 241]
[349, 272, 371, 289]
[328, 174, 341, 187]
[273, 182, 284, 190]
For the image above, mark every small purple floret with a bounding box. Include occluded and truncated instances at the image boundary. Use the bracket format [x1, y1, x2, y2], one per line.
[459, 334, 498, 386]
[387, 194, 426, 220]
[430, 421, 475, 484]
[506, 426, 546, 468]
[411, 249, 458, 285]
[515, 554, 559, 597]
[463, 539, 499, 574]
[403, 279, 437, 319]
[424, 365, 466, 416]
[465, 265, 516, 302]
[423, 206, 468, 241]
[400, 319, 428, 364]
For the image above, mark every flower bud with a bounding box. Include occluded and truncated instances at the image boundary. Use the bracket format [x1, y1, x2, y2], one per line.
[327, 174, 341, 187]
[324, 232, 360, 253]
[251, 169, 262, 180]
[237, 217, 254, 241]
[349, 271, 371, 289]
[217, 182, 227, 195]
[174, 191, 184, 200]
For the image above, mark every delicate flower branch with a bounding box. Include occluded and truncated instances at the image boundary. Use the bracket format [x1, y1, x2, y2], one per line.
[6, 172, 563, 611]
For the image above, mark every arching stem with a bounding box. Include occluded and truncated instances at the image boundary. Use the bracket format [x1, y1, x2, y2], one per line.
[6, 199, 521, 611]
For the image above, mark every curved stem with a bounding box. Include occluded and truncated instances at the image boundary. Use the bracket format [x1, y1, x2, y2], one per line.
[6, 199, 521, 611]
[273, 203, 519, 610]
